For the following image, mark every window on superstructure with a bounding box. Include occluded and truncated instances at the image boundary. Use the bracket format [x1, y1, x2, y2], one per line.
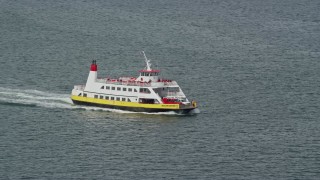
[127, 98, 131, 102]
[116, 97, 120, 101]
[111, 87, 115, 90]
[128, 88, 132, 92]
[111, 97, 114, 100]
[99, 95, 103, 99]
[105, 96, 109, 100]
[123, 88, 127, 91]
[101, 86, 104, 89]
[117, 87, 121, 91]
[83, 93, 87, 97]
[122, 98, 126, 101]
[134, 89, 137, 92]
[106, 86, 110, 90]
[94, 95, 98, 99]
[140, 88, 150, 93]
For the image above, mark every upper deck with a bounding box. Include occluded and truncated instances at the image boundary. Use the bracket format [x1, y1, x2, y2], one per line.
[96, 78, 178, 87]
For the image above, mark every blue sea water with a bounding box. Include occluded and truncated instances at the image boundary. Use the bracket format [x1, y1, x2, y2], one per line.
[0, 0, 320, 179]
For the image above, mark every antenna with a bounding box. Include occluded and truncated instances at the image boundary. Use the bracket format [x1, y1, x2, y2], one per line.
[141, 51, 151, 70]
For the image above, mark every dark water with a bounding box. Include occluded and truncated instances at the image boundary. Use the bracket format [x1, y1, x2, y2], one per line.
[1, 0, 320, 179]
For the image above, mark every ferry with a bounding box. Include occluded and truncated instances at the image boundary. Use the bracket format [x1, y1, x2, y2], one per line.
[71, 52, 197, 114]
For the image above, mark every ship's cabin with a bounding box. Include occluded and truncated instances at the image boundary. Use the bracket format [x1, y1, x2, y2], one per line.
[137, 69, 160, 82]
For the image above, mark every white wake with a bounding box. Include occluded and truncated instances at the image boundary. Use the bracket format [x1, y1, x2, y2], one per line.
[0, 87, 74, 109]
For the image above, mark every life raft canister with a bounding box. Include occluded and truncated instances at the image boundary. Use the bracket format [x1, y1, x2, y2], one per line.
[192, 100, 197, 107]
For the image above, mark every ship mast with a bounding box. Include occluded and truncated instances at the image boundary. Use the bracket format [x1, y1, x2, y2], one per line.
[142, 51, 152, 70]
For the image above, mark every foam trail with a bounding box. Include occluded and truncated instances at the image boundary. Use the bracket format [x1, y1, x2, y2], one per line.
[0, 87, 183, 115]
[0, 87, 74, 109]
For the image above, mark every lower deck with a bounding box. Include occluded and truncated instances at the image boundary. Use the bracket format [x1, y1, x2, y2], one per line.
[71, 95, 195, 114]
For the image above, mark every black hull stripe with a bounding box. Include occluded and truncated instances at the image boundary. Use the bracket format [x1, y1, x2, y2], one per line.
[72, 100, 194, 114]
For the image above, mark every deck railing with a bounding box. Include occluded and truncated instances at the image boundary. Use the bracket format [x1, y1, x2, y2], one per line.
[96, 78, 178, 87]
[179, 103, 193, 109]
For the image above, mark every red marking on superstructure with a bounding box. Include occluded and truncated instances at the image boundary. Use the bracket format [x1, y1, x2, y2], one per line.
[162, 98, 182, 104]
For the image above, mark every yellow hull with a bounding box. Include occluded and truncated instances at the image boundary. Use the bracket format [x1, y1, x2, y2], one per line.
[71, 95, 195, 113]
